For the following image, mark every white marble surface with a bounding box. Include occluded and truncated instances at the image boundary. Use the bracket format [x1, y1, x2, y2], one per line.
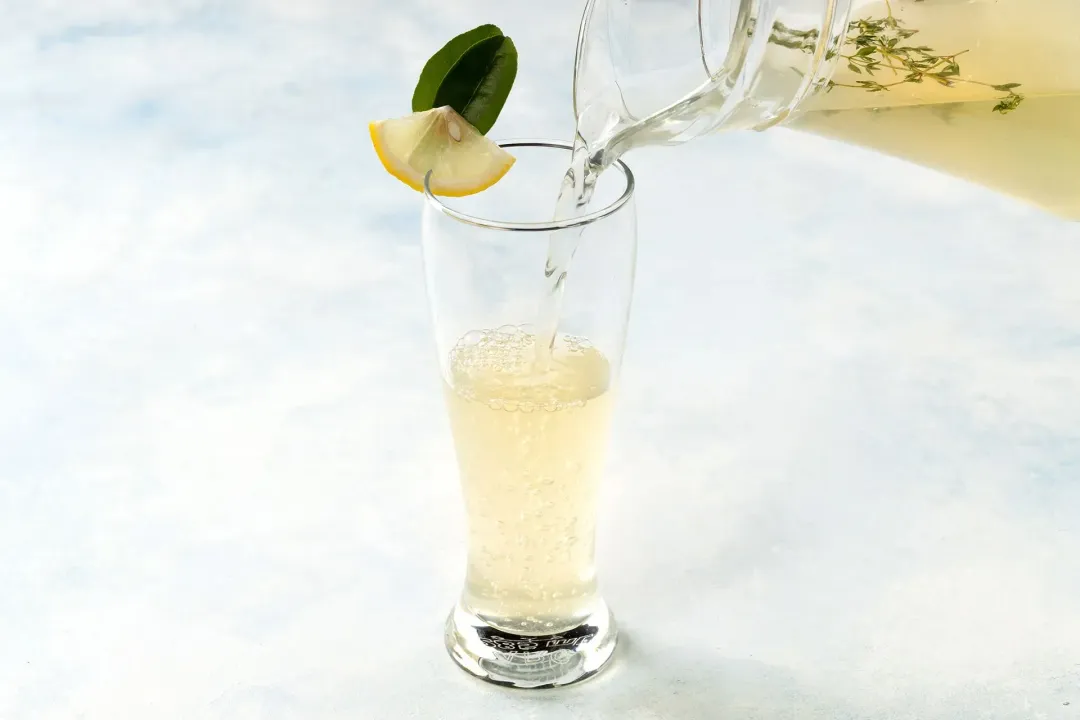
[3, 1, 1080, 718]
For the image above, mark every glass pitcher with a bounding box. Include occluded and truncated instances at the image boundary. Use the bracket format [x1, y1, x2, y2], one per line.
[574, 0, 1080, 219]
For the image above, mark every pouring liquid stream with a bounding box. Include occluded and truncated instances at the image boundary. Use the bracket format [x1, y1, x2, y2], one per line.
[533, 138, 605, 368]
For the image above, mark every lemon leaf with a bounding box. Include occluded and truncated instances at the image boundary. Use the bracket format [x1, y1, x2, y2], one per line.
[433, 35, 517, 135]
[412, 24, 504, 115]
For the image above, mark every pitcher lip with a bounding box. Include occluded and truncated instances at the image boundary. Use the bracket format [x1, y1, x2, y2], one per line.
[422, 139, 635, 233]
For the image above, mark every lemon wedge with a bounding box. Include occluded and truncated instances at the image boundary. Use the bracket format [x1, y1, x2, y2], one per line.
[369, 106, 516, 196]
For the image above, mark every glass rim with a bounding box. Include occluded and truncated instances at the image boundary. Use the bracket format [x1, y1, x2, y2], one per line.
[422, 139, 635, 233]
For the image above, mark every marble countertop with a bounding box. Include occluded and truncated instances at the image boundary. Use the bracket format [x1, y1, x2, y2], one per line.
[3, 1, 1079, 718]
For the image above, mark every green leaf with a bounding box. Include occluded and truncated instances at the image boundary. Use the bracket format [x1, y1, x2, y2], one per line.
[993, 93, 1024, 114]
[432, 35, 517, 135]
[411, 24, 504, 114]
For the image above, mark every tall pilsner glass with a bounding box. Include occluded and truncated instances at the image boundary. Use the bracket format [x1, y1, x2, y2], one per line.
[421, 141, 636, 688]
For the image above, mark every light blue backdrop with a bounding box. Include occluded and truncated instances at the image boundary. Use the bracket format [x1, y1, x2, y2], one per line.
[2, 1, 1079, 718]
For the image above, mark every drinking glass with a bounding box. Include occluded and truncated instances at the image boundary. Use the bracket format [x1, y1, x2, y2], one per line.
[421, 140, 636, 688]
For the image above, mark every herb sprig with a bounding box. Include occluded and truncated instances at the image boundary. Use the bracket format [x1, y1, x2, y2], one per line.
[771, 0, 1024, 114]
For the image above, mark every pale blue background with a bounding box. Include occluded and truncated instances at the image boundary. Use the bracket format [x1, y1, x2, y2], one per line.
[2, 1, 1079, 718]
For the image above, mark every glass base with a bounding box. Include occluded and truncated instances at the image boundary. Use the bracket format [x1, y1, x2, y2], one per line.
[444, 601, 618, 689]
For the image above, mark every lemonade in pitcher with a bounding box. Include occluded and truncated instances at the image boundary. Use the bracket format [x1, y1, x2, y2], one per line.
[573, 0, 1080, 219]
